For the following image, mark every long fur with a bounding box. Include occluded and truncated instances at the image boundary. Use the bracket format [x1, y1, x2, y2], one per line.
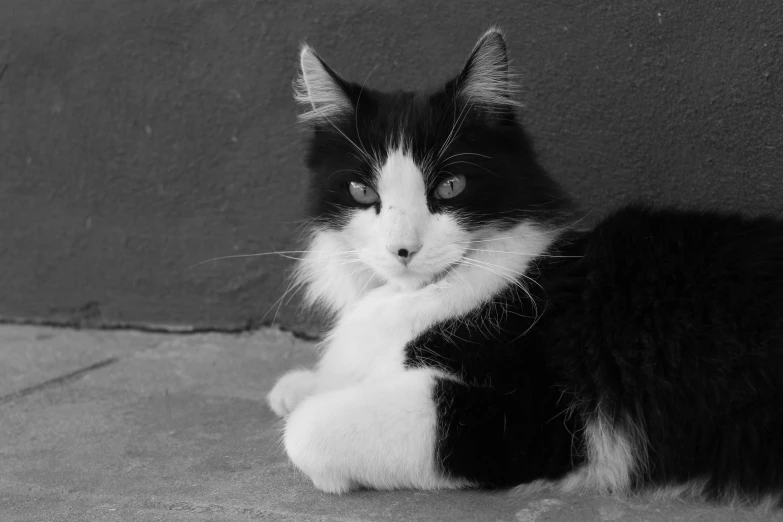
[268, 28, 783, 506]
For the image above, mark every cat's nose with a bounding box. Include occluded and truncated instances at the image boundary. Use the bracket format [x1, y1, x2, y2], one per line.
[388, 245, 420, 264]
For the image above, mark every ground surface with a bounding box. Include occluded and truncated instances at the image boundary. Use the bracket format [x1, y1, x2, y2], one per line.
[1, 324, 781, 521]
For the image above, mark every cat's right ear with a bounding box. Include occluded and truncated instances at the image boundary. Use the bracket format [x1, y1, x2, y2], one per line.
[294, 45, 353, 124]
[452, 27, 521, 114]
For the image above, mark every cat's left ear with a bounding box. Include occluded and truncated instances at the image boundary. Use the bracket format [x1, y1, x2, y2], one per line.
[454, 27, 521, 113]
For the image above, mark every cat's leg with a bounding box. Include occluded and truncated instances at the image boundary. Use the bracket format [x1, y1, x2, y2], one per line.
[283, 368, 472, 493]
[283, 368, 580, 493]
[431, 378, 579, 488]
[267, 368, 319, 417]
[268, 286, 420, 418]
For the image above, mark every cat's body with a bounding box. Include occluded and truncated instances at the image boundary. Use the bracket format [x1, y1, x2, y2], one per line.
[268, 28, 783, 503]
[409, 206, 783, 495]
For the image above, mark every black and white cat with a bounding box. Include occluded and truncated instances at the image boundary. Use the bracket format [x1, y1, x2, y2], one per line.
[267, 28, 783, 503]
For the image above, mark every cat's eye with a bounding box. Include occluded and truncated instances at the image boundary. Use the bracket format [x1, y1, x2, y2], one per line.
[347, 181, 380, 205]
[434, 174, 467, 200]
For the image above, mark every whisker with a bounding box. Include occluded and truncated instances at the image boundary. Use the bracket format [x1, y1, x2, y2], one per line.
[189, 250, 359, 268]
[440, 151, 492, 163]
[265, 278, 304, 326]
[327, 169, 365, 180]
[437, 97, 474, 160]
[355, 64, 381, 170]
[457, 258, 541, 323]
[307, 95, 375, 165]
[457, 259, 530, 300]
[440, 160, 499, 177]
[459, 259, 521, 287]
[279, 217, 320, 226]
[461, 256, 541, 306]
[454, 211, 598, 246]
[455, 229, 565, 244]
[465, 248, 582, 259]
[355, 266, 378, 296]
[262, 257, 364, 325]
[466, 256, 544, 292]
[457, 235, 536, 244]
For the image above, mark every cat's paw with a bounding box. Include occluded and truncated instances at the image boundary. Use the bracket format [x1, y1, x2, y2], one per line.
[283, 370, 466, 494]
[282, 392, 356, 493]
[266, 369, 318, 417]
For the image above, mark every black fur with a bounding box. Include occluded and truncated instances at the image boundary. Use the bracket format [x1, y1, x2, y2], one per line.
[406, 207, 783, 497]
[301, 30, 783, 500]
[302, 50, 571, 230]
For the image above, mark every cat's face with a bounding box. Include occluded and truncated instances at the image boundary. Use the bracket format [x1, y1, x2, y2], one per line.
[295, 29, 571, 308]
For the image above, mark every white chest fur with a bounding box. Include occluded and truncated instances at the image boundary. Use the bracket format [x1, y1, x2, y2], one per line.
[316, 284, 437, 391]
[311, 222, 556, 392]
[268, 221, 554, 418]
[267, 221, 556, 493]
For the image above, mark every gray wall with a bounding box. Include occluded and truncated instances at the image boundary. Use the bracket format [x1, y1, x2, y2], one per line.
[1, 0, 781, 334]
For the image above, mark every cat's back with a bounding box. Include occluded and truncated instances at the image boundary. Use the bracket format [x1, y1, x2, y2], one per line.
[538, 205, 783, 495]
[582, 204, 783, 308]
[506, 204, 783, 354]
[564, 203, 783, 400]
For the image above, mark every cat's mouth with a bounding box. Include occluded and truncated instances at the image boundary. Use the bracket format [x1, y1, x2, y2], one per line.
[386, 266, 431, 289]
[384, 258, 461, 289]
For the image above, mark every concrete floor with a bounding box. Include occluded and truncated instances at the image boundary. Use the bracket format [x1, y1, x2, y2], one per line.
[1, 324, 780, 521]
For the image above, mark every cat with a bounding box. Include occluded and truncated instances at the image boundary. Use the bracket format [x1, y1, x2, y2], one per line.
[267, 27, 783, 504]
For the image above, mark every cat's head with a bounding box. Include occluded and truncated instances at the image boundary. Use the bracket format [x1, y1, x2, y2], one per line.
[293, 28, 572, 313]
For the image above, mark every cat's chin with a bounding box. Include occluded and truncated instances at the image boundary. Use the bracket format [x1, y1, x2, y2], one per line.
[384, 274, 430, 292]
[374, 267, 437, 292]
[380, 265, 455, 292]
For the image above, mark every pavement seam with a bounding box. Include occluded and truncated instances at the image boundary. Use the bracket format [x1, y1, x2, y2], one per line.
[0, 357, 119, 405]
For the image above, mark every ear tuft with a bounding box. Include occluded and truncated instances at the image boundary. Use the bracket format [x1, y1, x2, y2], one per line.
[293, 44, 353, 124]
[458, 27, 521, 111]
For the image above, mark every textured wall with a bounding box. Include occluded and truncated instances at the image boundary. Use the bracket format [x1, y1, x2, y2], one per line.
[1, 0, 781, 333]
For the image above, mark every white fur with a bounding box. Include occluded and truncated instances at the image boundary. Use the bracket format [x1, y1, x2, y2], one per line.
[315, 220, 552, 393]
[294, 45, 352, 124]
[272, 220, 554, 492]
[292, 228, 382, 316]
[459, 27, 521, 110]
[510, 408, 647, 497]
[354, 148, 471, 290]
[291, 148, 496, 315]
[266, 368, 318, 417]
[269, 144, 557, 493]
[284, 368, 472, 493]
[559, 412, 646, 494]
[274, 31, 654, 497]
[376, 149, 429, 259]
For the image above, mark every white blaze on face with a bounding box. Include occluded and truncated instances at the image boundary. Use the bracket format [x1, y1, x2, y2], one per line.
[344, 147, 470, 290]
[376, 148, 429, 259]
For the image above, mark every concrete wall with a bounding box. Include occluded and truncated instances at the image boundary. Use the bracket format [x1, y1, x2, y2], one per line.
[1, 0, 781, 333]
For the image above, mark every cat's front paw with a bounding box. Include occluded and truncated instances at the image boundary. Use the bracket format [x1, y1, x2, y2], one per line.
[283, 371, 464, 494]
[266, 369, 318, 417]
[284, 393, 354, 493]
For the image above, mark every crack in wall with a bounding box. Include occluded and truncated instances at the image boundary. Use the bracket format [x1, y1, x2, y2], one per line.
[0, 316, 320, 341]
